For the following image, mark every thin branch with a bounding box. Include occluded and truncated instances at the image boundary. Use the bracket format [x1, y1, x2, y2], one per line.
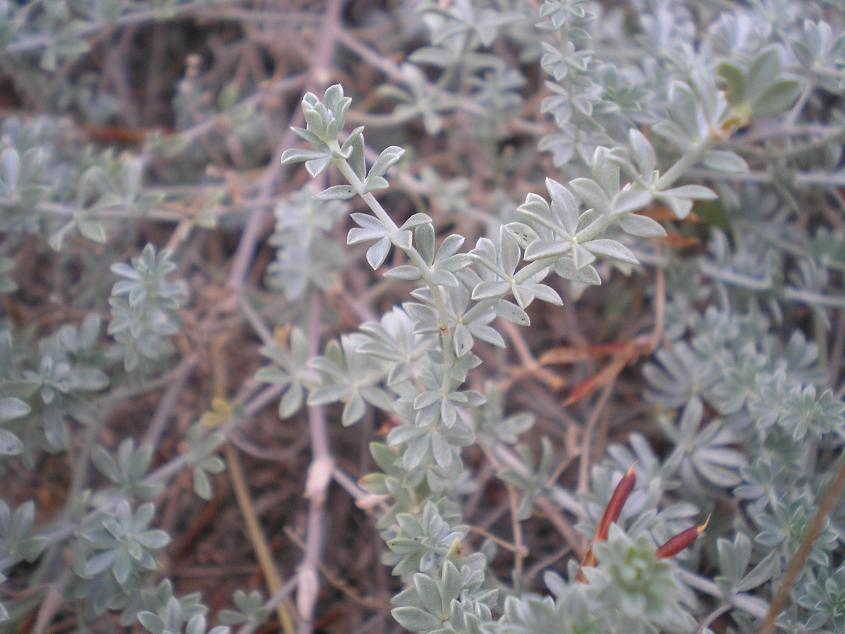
[236, 576, 299, 634]
[297, 292, 334, 634]
[142, 356, 197, 447]
[467, 524, 528, 557]
[0, 381, 286, 576]
[226, 444, 295, 634]
[576, 381, 615, 494]
[226, 0, 343, 298]
[695, 604, 733, 634]
[4, 1, 220, 53]
[506, 484, 527, 576]
[210, 330, 295, 634]
[760, 455, 845, 634]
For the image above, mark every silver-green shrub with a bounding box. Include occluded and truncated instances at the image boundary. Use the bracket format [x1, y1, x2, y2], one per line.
[1, 0, 845, 632]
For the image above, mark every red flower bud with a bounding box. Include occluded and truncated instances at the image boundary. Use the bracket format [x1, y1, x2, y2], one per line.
[595, 463, 637, 543]
[576, 464, 637, 583]
[656, 515, 710, 559]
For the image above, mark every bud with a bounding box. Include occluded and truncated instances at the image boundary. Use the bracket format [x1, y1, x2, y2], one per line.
[577, 464, 637, 582]
[656, 515, 710, 559]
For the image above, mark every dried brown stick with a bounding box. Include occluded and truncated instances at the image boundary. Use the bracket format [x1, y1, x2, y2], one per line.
[760, 455, 845, 634]
[576, 381, 615, 494]
[212, 334, 295, 634]
[298, 291, 334, 634]
[226, 0, 343, 299]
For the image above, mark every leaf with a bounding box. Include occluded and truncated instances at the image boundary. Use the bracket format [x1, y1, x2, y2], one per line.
[415, 223, 436, 263]
[384, 265, 422, 281]
[413, 573, 442, 615]
[279, 383, 304, 418]
[368, 146, 405, 179]
[736, 549, 779, 592]
[48, 222, 75, 252]
[391, 607, 440, 632]
[501, 231, 521, 275]
[137, 530, 171, 549]
[72, 367, 109, 391]
[91, 445, 120, 481]
[652, 119, 692, 152]
[366, 237, 391, 270]
[472, 280, 510, 300]
[629, 129, 656, 175]
[85, 550, 117, 577]
[663, 195, 693, 219]
[718, 61, 746, 105]
[619, 214, 666, 238]
[470, 324, 505, 348]
[112, 550, 132, 585]
[342, 392, 366, 426]
[668, 81, 700, 140]
[753, 78, 803, 117]
[137, 612, 165, 632]
[0, 429, 23, 455]
[347, 213, 386, 245]
[531, 285, 562, 307]
[524, 240, 569, 261]
[584, 239, 639, 264]
[280, 148, 327, 164]
[363, 175, 389, 192]
[342, 127, 366, 178]
[122, 159, 142, 200]
[569, 178, 610, 214]
[553, 257, 601, 284]
[409, 46, 456, 68]
[305, 156, 331, 178]
[494, 300, 530, 326]
[745, 46, 782, 104]
[193, 468, 213, 500]
[1, 148, 20, 189]
[660, 184, 717, 200]
[315, 185, 355, 200]
[400, 213, 432, 230]
[701, 150, 749, 173]
[504, 221, 540, 248]
[453, 324, 474, 357]
[0, 397, 30, 422]
[612, 188, 652, 215]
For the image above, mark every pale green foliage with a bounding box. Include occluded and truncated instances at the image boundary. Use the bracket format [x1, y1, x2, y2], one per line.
[2, 0, 845, 632]
[108, 244, 188, 372]
[266, 185, 346, 299]
[277, 74, 747, 631]
[218, 590, 270, 627]
[0, 316, 108, 462]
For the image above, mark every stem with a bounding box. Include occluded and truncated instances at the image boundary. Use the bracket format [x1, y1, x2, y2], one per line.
[512, 258, 553, 285]
[226, 0, 341, 298]
[760, 456, 845, 634]
[0, 381, 300, 577]
[226, 444, 295, 634]
[656, 135, 717, 191]
[5, 1, 215, 53]
[462, 297, 497, 323]
[237, 577, 299, 634]
[297, 293, 332, 634]
[686, 168, 845, 189]
[333, 158, 451, 330]
[784, 80, 813, 128]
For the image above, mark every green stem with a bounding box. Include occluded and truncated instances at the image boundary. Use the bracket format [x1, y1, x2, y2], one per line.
[333, 157, 451, 330]
[656, 135, 718, 191]
[513, 258, 553, 285]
